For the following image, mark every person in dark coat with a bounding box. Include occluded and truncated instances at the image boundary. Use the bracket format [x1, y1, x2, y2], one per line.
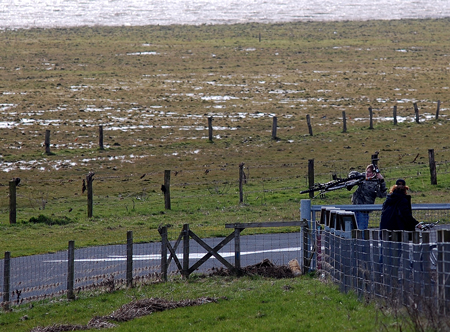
[380, 179, 418, 231]
[348, 164, 387, 229]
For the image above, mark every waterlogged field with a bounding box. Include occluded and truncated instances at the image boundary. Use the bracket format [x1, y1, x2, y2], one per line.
[1, 19, 450, 255]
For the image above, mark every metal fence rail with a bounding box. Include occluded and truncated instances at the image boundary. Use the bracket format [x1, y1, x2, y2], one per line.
[311, 203, 450, 227]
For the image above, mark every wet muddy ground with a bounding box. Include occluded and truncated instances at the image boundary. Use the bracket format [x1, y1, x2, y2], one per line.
[1, 21, 450, 254]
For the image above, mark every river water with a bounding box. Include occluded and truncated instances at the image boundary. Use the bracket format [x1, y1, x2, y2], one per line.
[1, 0, 450, 29]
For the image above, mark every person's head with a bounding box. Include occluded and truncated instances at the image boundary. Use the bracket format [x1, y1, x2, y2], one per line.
[366, 164, 384, 180]
[365, 164, 375, 178]
[389, 178, 409, 194]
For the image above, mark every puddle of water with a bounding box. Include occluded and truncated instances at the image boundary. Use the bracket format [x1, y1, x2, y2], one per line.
[127, 51, 160, 55]
[201, 95, 239, 101]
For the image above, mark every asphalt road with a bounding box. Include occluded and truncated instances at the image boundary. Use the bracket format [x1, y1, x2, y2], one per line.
[1, 232, 303, 303]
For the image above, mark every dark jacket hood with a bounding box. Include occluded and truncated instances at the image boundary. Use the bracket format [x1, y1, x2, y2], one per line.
[384, 192, 410, 206]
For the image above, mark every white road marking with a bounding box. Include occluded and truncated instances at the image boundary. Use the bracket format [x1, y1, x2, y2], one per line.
[44, 247, 301, 263]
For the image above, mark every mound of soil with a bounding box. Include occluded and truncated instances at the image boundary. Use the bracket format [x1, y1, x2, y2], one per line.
[208, 259, 296, 279]
[100, 297, 217, 323]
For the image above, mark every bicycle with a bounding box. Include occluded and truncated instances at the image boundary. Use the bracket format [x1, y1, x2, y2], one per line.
[416, 220, 439, 231]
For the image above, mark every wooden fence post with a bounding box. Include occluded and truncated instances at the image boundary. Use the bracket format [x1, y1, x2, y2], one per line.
[306, 115, 313, 136]
[239, 162, 245, 204]
[67, 241, 75, 300]
[308, 159, 314, 199]
[413, 102, 420, 123]
[126, 231, 133, 288]
[2, 251, 10, 310]
[44, 129, 51, 155]
[86, 172, 94, 218]
[342, 111, 347, 133]
[393, 105, 397, 126]
[234, 228, 241, 270]
[98, 125, 104, 150]
[164, 170, 171, 210]
[9, 180, 16, 224]
[368, 107, 373, 129]
[272, 116, 277, 139]
[428, 149, 437, 185]
[182, 224, 190, 279]
[160, 226, 168, 282]
[436, 100, 441, 120]
[208, 117, 213, 142]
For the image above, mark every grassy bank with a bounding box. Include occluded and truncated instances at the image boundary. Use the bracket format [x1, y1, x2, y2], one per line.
[1, 19, 450, 256]
[0, 275, 405, 332]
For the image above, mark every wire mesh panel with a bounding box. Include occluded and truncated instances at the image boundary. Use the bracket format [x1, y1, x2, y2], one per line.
[341, 236, 352, 293]
[132, 242, 163, 284]
[72, 244, 128, 293]
[317, 227, 450, 311]
[1, 241, 164, 305]
[71, 242, 164, 292]
[437, 235, 450, 315]
[237, 232, 302, 268]
[3, 251, 68, 304]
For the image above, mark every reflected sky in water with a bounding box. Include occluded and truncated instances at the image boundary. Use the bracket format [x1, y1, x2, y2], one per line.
[0, 0, 450, 29]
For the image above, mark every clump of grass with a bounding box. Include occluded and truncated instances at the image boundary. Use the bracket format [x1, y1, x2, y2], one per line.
[26, 214, 73, 226]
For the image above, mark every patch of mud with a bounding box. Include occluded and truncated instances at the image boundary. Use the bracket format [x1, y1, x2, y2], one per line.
[30, 297, 217, 332]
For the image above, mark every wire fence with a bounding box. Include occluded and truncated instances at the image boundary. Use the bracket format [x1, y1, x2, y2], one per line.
[2, 155, 450, 225]
[309, 203, 450, 316]
[1, 241, 163, 305]
[318, 227, 450, 315]
[1, 225, 302, 307]
[2, 203, 450, 308]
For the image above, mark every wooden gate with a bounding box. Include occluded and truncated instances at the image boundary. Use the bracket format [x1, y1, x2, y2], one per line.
[159, 221, 304, 280]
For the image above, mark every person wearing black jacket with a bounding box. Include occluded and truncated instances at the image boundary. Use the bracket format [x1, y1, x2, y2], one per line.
[380, 179, 419, 231]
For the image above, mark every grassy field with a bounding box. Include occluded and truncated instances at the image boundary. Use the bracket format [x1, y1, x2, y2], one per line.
[1, 19, 450, 256]
[0, 275, 410, 332]
[2, 18, 450, 331]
